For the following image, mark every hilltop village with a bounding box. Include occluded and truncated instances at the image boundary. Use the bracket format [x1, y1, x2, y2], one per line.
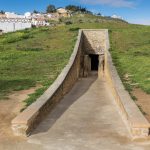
[0, 7, 71, 33]
[0, 5, 124, 34]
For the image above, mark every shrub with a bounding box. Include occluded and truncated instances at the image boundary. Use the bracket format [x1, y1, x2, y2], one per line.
[40, 28, 49, 32]
[65, 21, 73, 25]
[78, 19, 83, 23]
[69, 27, 80, 32]
[22, 34, 33, 39]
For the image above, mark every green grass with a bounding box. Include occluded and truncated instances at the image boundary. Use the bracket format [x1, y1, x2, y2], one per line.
[0, 14, 149, 108]
[109, 26, 150, 94]
[63, 14, 150, 95]
[63, 14, 150, 94]
[0, 26, 77, 106]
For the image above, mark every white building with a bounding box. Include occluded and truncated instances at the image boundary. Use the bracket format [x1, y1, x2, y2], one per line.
[0, 18, 32, 33]
[0, 11, 51, 33]
[5, 12, 25, 19]
[32, 18, 49, 27]
[24, 12, 32, 19]
[111, 14, 123, 20]
[57, 8, 71, 17]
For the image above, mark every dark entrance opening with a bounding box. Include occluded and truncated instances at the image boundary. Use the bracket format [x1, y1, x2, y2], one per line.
[89, 54, 99, 71]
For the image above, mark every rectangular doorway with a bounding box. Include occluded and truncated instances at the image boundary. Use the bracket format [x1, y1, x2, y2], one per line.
[89, 54, 99, 71]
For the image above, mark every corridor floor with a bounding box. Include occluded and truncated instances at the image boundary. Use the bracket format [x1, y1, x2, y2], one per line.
[1, 72, 150, 150]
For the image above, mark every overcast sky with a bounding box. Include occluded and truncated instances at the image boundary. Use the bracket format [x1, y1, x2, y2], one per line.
[0, 0, 150, 25]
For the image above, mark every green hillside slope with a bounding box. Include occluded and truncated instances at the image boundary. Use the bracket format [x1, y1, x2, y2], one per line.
[0, 14, 149, 107]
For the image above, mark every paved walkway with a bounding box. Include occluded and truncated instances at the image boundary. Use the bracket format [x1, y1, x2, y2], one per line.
[1, 72, 150, 150]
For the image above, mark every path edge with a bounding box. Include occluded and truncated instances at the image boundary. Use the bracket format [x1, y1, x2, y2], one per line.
[104, 29, 150, 139]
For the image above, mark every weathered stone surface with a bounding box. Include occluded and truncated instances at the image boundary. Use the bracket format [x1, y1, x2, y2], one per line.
[104, 30, 150, 139]
[83, 55, 91, 77]
[83, 30, 105, 55]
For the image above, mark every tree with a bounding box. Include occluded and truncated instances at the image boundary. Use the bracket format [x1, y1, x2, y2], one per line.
[33, 10, 39, 14]
[79, 6, 86, 13]
[65, 5, 92, 14]
[0, 10, 5, 14]
[97, 12, 101, 16]
[46, 5, 56, 13]
[65, 5, 80, 12]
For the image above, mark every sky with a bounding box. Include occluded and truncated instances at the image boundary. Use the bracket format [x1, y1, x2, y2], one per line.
[0, 0, 150, 25]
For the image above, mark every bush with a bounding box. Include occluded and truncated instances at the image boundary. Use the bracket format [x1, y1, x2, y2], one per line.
[65, 21, 73, 25]
[2, 32, 33, 44]
[78, 19, 83, 23]
[69, 27, 80, 32]
[59, 18, 63, 23]
[22, 34, 33, 39]
[40, 27, 49, 32]
[22, 29, 30, 33]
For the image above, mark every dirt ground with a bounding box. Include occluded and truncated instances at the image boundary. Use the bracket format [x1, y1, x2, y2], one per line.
[133, 88, 150, 122]
[0, 86, 40, 141]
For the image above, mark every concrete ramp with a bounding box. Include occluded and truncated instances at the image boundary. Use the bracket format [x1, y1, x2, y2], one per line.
[7, 72, 146, 150]
[27, 73, 132, 149]
[4, 73, 150, 150]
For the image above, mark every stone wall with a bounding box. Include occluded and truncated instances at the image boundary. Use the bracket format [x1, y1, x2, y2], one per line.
[83, 30, 106, 55]
[104, 30, 150, 139]
[82, 29, 107, 77]
[11, 30, 84, 136]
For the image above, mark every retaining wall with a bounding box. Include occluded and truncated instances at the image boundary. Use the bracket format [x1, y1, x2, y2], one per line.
[11, 30, 84, 136]
[104, 30, 150, 139]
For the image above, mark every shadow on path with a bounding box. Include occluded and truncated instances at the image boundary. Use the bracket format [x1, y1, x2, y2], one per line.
[31, 72, 98, 135]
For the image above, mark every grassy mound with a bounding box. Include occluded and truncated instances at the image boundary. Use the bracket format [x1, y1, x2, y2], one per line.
[0, 26, 77, 106]
[0, 14, 149, 108]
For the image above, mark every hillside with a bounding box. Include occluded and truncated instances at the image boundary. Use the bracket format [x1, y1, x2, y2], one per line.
[0, 14, 150, 108]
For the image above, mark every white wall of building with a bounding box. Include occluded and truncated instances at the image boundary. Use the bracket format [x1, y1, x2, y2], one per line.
[0, 11, 51, 33]
[0, 21, 32, 33]
[111, 14, 123, 20]
[24, 12, 32, 18]
[5, 12, 25, 19]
